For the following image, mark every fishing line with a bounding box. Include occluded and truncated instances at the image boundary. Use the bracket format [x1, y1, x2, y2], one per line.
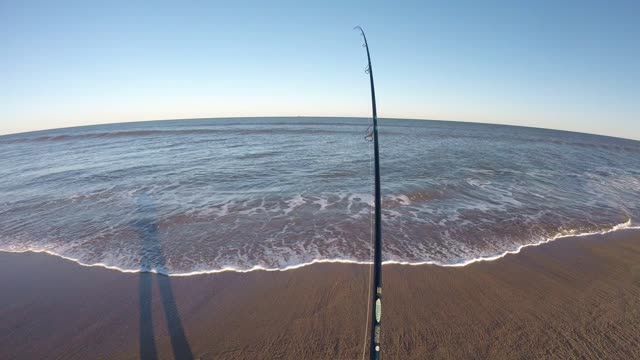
[361, 123, 375, 360]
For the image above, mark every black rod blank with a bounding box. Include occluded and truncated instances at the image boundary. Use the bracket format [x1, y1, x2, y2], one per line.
[355, 26, 383, 360]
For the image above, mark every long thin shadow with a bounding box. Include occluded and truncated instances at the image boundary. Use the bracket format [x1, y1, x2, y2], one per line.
[136, 194, 194, 360]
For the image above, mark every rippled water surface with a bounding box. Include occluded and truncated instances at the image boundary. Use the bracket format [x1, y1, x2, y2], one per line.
[1, 118, 639, 273]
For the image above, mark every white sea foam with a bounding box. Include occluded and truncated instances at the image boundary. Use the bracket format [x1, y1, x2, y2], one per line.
[282, 194, 305, 215]
[1, 219, 637, 276]
[312, 198, 330, 211]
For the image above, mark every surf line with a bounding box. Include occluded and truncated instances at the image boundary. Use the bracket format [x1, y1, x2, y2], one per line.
[0, 219, 637, 277]
[354, 26, 383, 360]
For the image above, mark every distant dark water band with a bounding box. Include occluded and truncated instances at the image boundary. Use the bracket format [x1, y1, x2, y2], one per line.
[0, 128, 357, 143]
[4, 125, 638, 153]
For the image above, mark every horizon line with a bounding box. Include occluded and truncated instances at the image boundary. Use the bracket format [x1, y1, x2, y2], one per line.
[1, 115, 638, 143]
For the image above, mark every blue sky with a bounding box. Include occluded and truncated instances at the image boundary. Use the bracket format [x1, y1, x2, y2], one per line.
[2, 1, 639, 139]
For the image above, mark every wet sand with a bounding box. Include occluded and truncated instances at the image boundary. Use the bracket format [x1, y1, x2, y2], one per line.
[1, 229, 639, 359]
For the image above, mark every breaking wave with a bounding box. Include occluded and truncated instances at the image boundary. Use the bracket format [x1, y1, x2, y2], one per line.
[1, 219, 637, 276]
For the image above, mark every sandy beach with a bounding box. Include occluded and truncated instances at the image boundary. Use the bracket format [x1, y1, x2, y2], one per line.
[1, 229, 639, 360]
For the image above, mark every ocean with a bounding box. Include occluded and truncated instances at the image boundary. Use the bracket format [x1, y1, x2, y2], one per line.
[1, 117, 638, 275]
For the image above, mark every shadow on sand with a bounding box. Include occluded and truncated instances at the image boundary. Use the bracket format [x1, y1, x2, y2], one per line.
[136, 194, 193, 360]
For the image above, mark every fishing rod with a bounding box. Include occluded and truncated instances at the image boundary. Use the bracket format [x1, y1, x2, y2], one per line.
[355, 26, 383, 360]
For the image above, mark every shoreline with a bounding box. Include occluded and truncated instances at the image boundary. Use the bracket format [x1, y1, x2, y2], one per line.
[1, 228, 640, 359]
[1, 219, 637, 276]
